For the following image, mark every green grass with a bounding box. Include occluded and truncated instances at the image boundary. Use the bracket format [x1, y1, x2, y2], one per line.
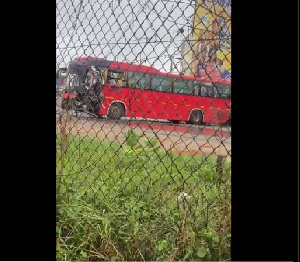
[56, 130, 231, 261]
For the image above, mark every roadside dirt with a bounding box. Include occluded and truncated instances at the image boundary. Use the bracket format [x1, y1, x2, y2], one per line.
[56, 109, 231, 161]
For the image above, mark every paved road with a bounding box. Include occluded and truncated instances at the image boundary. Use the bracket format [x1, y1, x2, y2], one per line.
[56, 97, 231, 159]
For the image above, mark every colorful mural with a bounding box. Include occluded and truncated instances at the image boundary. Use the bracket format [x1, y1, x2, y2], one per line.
[181, 0, 231, 80]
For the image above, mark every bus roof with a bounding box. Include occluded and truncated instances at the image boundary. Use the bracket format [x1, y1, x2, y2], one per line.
[109, 62, 160, 74]
[70, 57, 231, 85]
[152, 71, 231, 85]
[70, 57, 160, 74]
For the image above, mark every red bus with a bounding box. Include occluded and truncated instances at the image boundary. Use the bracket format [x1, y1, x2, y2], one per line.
[62, 57, 231, 125]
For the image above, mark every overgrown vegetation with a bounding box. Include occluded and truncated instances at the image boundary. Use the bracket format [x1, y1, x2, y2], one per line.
[56, 128, 231, 261]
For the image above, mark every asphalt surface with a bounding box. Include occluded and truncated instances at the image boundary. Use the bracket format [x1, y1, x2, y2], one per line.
[56, 96, 231, 159]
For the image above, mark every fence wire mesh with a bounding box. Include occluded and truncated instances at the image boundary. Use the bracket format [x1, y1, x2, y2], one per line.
[56, 0, 231, 260]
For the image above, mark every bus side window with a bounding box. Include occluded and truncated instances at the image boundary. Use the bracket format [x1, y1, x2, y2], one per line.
[121, 79, 127, 87]
[207, 87, 214, 97]
[212, 85, 220, 98]
[193, 83, 200, 95]
[128, 72, 144, 89]
[143, 74, 151, 89]
[200, 86, 208, 97]
[216, 84, 231, 99]
[173, 79, 183, 93]
[136, 73, 149, 89]
[173, 79, 192, 94]
[127, 72, 135, 88]
[109, 79, 117, 85]
[107, 70, 124, 86]
[117, 71, 126, 86]
[149, 75, 159, 90]
[106, 70, 111, 84]
[151, 75, 171, 92]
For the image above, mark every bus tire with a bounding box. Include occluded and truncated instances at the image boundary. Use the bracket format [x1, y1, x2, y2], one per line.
[189, 110, 203, 125]
[108, 103, 125, 120]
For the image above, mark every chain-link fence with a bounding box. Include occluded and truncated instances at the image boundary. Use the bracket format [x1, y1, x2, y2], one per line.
[56, 0, 231, 260]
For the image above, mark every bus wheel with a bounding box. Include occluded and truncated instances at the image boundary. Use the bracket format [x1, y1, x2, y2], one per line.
[108, 103, 125, 120]
[189, 110, 203, 125]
